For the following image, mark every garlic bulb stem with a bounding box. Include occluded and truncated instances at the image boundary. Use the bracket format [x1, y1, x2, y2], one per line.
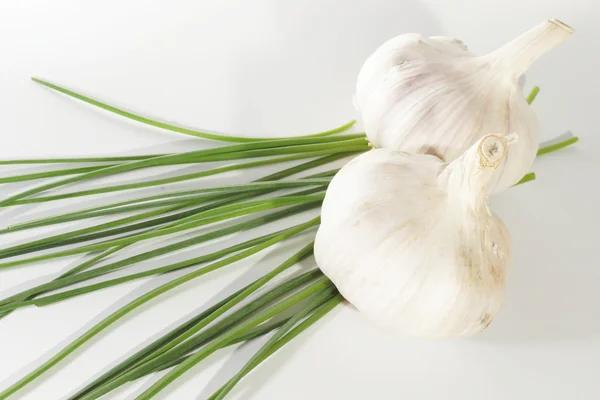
[439, 133, 516, 207]
[485, 19, 573, 79]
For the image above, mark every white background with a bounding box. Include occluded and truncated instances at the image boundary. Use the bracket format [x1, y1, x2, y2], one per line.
[1, 1, 599, 399]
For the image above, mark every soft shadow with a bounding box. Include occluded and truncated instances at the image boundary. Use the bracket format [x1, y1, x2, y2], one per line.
[106, 240, 315, 400]
[192, 274, 318, 400]
[213, 306, 341, 400]
[477, 148, 599, 343]
[0, 271, 186, 399]
[2, 230, 311, 399]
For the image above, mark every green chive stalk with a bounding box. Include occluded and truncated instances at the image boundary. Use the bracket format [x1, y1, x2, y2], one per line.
[0, 82, 578, 400]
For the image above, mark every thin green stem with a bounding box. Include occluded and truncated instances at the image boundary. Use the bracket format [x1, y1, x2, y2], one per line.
[2, 199, 196, 233]
[4, 185, 320, 260]
[0, 246, 124, 321]
[32, 78, 356, 142]
[0, 204, 320, 308]
[120, 244, 315, 375]
[515, 172, 536, 186]
[0, 202, 198, 258]
[6, 175, 331, 207]
[5, 152, 343, 232]
[223, 319, 292, 347]
[69, 269, 321, 400]
[0, 218, 317, 400]
[256, 153, 348, 182]
[151, 317, 293, 374]
[0, 195, 324, 268]
[3, 198, 209, 233]
[133, 278, 334, 400]
[66, 284, 255, 399]
[134, 289, 337, 385]
[210, 294, 342, 400]
[0, 135, 363, 207]
[2, 192, 265, 257]
[211, 292, 340, 400]
[0, 191, 326, 315]
[1, 146, 363, 207]
[0, 155, 162, 165]
[526, 86, 540, 105]
[0, 148, 308, 184]
[0, 154, 246, 184]
[537, 136, 579, 156]
[0, 166, 106, 184]
[82, 277, 332, 400]
[0, 180, 329, 253]
[3, 236, 274, 312]
[20, 236, 312, 310]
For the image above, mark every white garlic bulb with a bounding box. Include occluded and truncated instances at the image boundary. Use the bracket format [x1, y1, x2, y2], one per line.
[314, 133, 517, 339]
[355, 19, 573, 193]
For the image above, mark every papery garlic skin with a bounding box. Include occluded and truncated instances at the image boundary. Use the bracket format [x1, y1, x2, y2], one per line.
[314, 134, 515, 339]
[355, 19, 573, 193]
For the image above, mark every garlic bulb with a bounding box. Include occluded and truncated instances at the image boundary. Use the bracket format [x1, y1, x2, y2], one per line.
[355, 19, 573, 193]
[314, 133, 517, 339]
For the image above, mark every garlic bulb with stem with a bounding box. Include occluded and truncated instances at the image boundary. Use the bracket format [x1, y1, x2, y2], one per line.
[314, 133, 518, 339]
[355, 19, 573, 193]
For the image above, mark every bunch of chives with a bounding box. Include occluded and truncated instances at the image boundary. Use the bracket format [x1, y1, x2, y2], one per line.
[0, 80, 577, 399]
